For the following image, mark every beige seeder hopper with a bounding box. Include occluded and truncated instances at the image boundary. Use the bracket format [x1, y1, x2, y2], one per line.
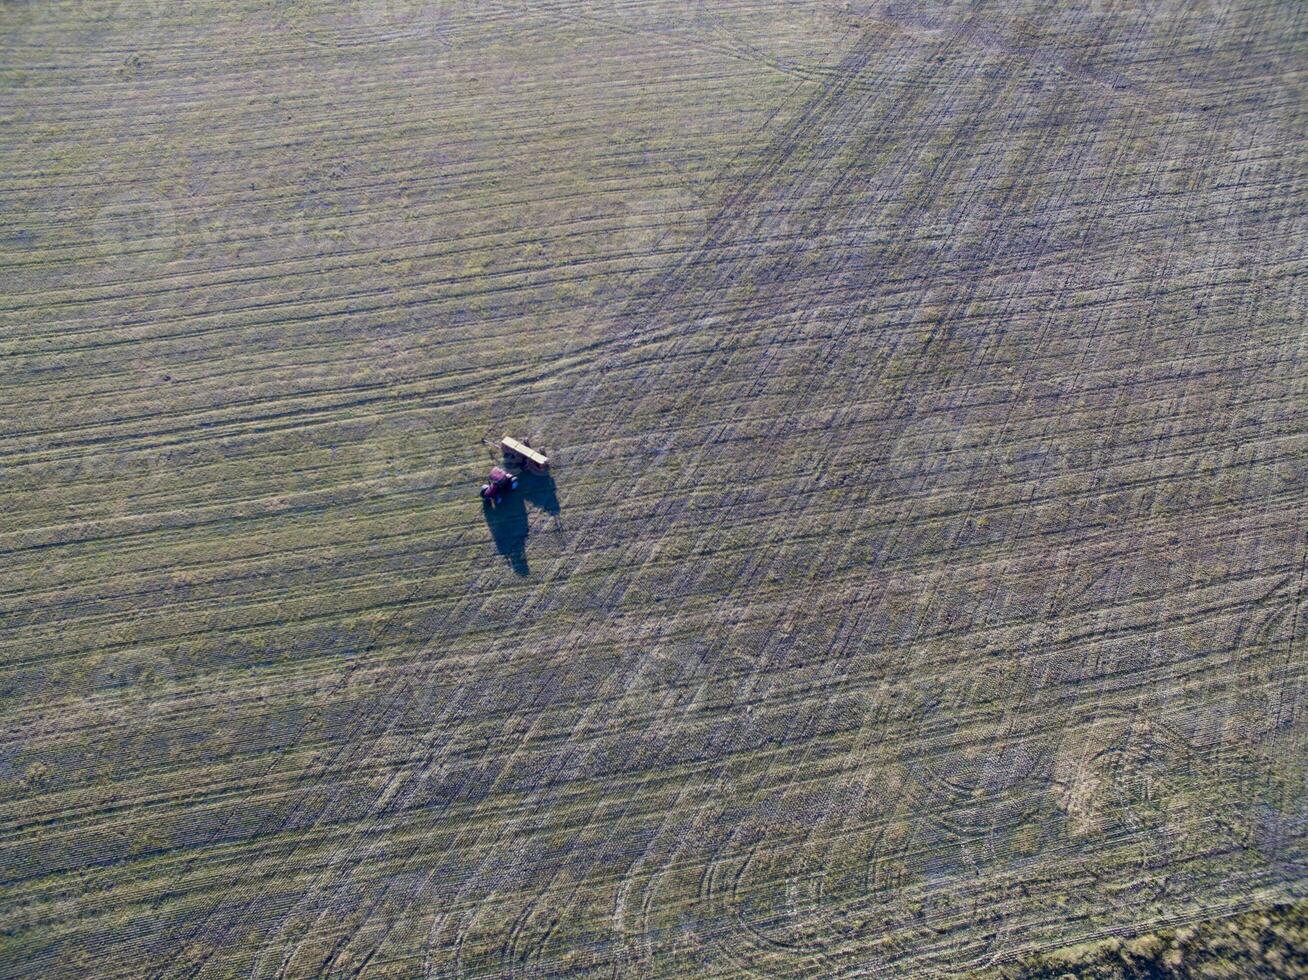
[501, 436, 549, 475]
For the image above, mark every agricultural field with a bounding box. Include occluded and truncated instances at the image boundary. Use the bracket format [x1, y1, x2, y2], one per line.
[1, 0, 1306, 976]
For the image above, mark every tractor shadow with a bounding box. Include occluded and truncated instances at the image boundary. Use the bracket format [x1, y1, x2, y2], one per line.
[483, 492, 529, 576]
[481, 471, 560, 577]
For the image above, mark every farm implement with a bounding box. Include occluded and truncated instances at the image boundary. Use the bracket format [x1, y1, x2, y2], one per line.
[479, 435, 549, 506]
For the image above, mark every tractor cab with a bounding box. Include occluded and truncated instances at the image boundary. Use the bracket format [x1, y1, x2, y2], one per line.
[480, 466, 518, 505]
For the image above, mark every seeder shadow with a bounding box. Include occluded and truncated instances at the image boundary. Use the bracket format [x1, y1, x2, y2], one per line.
[518, 471, 560, 517]
[483, 492, 529, 576]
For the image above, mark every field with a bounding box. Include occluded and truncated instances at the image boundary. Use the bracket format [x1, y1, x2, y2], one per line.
[1, 0, 1306, 975]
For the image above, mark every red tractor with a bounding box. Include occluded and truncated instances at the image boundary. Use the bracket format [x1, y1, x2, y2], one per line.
[480, 466, 519, 505]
